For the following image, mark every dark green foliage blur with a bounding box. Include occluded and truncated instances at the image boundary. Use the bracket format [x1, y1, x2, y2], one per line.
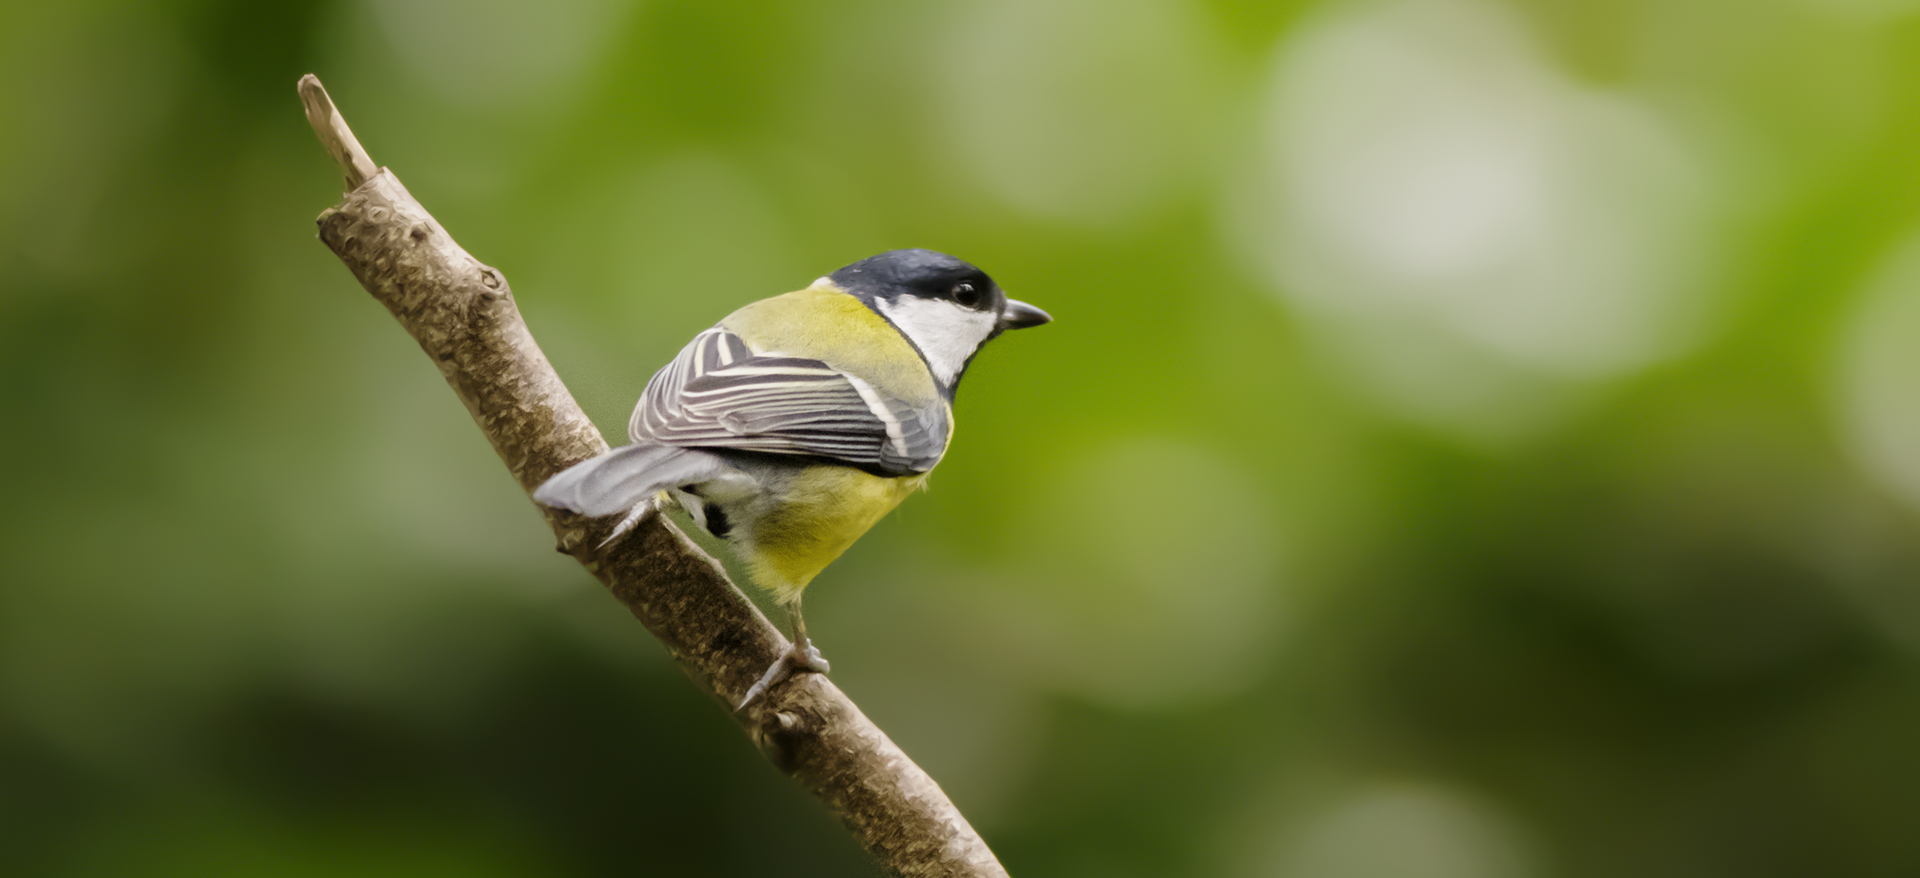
[7, 0, 1920, 875]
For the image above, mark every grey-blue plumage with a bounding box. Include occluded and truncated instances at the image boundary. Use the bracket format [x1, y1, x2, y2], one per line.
[532, 443, 727, 518]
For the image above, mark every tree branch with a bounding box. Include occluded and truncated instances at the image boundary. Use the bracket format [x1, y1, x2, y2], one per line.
[297, 74, 1006, 878]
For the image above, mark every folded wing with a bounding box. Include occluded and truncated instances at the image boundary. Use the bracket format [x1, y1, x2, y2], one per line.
[628, 327, 948, 475]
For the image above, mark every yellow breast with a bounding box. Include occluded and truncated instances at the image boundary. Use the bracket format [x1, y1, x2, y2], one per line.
[742, 466, 928, 605]
[718, 281, 942, 603]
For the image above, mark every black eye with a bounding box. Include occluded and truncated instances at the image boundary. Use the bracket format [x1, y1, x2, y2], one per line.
[951, 282, 980, 307]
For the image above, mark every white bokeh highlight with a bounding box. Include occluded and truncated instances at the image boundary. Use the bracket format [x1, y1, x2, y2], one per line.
[1837, 230, 1920, 513]
[1236, 0, 1717, 434]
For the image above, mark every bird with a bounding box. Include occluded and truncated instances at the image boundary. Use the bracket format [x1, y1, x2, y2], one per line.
[533, 249, 1050, 708]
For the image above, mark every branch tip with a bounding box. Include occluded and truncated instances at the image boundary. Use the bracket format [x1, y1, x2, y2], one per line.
[298, 74, 379, 190]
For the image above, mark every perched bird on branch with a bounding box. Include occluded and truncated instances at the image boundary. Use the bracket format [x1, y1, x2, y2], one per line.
[535, 249, 1051, 707]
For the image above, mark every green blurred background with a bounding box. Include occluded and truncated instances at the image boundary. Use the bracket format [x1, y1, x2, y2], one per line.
[8, 0, 1920, 875]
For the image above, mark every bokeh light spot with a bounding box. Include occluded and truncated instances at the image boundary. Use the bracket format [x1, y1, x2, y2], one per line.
[1234, 0, 1718, 435]
[1837, 230, 1920, 513]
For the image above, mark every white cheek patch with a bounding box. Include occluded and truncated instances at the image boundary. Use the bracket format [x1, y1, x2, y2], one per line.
[873, 296, 999, 386]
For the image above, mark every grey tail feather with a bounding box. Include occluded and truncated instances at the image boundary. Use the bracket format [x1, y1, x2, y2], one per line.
[532, 444, 725, 517]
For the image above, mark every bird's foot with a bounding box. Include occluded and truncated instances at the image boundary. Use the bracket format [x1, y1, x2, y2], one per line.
[736, 639, 831, 711]
[596, 495, 661, 549]
[795, 641, 830, 674]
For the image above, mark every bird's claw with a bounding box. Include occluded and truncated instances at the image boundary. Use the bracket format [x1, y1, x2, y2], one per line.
[735, 642, 831, 711]
[596, 496, 661, 549]
[795, 643, 830, 674]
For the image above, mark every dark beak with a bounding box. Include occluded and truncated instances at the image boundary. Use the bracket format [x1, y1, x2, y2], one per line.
[998, 298, 1052, 331]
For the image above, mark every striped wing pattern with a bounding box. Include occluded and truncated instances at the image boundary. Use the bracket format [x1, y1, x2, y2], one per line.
[628, 327, 948, 475]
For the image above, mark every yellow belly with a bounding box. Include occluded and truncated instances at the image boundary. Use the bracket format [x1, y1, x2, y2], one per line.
[740, 466, 927, 605]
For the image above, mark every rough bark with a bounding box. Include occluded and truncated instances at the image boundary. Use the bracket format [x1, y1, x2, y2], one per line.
[298, 74, 1006, 878]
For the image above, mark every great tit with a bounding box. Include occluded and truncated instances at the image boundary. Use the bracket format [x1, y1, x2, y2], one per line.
[535, 249, 1051, 707]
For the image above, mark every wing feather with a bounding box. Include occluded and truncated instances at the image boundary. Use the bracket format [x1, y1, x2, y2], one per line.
[627, 327, 948, 474]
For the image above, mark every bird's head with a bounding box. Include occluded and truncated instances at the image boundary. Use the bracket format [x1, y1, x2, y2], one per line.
[829, 249, 1050, 388]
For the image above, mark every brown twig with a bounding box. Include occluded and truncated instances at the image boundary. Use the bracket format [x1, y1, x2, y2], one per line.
[298, 74, 1006, 878]
[299, 75, 377, 191]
